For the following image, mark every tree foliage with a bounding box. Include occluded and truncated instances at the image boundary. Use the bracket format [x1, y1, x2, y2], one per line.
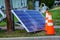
[27, 0, 34, 9]
[39, 0, 54, 8]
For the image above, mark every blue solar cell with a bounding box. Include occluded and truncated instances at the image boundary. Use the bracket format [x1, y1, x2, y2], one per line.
[25, 10, 45, 29]
[12, 10, 45, 32]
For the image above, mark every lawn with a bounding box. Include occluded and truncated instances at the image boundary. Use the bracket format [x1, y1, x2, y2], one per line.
[49, 9, 60, 25]
[0, 28, 60, 37]
[0, 7, 60, 37]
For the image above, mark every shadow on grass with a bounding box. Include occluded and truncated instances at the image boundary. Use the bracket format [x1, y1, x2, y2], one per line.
[0, 29, 46, 38]
[0, 28, 59, 37]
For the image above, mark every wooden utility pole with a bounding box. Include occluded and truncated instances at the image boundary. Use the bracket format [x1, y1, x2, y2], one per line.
[5, 0, 14, 33]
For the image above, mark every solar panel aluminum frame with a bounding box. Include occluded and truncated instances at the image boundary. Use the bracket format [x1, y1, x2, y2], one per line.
[0, 10, 4, 17]
[11, 10, 30, 32]
[0, 10, 6, 21]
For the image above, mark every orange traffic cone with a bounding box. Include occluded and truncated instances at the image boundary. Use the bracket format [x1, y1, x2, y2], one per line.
[45, 10, 55, 35]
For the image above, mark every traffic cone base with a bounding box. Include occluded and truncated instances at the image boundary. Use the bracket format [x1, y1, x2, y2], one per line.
[45, 26, 55, 35]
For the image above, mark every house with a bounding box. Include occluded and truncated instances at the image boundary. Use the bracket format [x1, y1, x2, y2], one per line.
[0, 0, 27, 10]
[54, 0, 60, 6]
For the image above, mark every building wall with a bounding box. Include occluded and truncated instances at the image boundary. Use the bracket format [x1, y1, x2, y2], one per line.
[0, 0, 5, 7]
[0, 0, 27, 9]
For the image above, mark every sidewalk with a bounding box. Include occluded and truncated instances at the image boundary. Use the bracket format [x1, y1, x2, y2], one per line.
[54, 26, 60, 28]
[0, 26, 60, 30]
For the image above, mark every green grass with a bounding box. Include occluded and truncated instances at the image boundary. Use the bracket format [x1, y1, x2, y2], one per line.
[49, 9, 60, 25]
[0, 28, 59, 37]
[55, 28, 60, 36]
[0, 19, 7, 26]
[0, 30, 45, 37]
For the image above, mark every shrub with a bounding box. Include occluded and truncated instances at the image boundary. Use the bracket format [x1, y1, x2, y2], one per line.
[39, 0, 54, 8]
[27, 1, 34, 10]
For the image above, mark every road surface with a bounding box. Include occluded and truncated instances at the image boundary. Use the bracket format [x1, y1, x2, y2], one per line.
[0, 36, 60, 40]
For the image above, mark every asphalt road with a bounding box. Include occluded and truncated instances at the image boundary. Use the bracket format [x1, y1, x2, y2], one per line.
[0, 36, 60, 40]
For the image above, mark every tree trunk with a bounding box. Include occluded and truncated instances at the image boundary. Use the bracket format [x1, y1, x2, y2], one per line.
[5, 0, 14, 33]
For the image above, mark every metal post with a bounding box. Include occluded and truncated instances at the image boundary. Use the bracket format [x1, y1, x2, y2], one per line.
[5, 0, 14, 32]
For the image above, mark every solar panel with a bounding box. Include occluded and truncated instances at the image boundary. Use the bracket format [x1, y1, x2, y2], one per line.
[11, 10, 45, 32]
[25, 10, 45, 30]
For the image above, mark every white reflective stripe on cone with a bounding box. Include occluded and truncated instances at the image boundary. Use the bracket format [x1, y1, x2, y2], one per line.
[46, 13, 49, 17]
[48, 15, 52, 20]
[48, 22, 53, 26]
